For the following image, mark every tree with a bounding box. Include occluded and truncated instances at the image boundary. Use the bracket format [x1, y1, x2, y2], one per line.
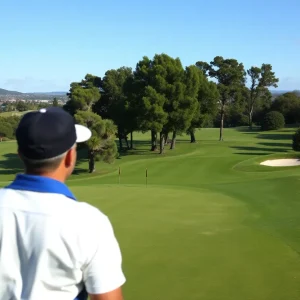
[74, 111, 118, 173]
[261, 111, 285, 131]
[5, 116, 21, 137]
[196, 56, 246, 141]
[64, 74, 101, 115]
[133, 54, 185, 153]
[64, 74, 118, 171]
[0, 120, 13, 140]
[252, 89, 272, 127]
[16, 101, 29, 112]
[139, 86, 168, 152]
[53, 97, 59, 107]
[167, 65, 200, 149]
[188, 69, 219, 143]
[292, 128, 300, 151]
[95, 67, 135, 151]
[271, 92, 300, 124]
[246, 64, 278, 128]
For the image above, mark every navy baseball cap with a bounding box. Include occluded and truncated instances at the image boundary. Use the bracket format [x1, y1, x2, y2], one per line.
[16, 107, 92, 160]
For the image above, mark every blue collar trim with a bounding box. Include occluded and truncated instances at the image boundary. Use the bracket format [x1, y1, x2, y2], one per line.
[5, 174, 76, 200]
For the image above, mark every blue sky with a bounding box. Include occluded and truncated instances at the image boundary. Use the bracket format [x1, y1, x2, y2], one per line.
[0, 0, 299, 92]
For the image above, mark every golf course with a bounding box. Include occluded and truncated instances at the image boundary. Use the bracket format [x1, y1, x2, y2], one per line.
[1, 126, 300, 300]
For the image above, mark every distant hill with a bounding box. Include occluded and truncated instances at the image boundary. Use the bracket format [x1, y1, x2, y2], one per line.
[31, 91, 67, 95]
[0, 88, 23, 95]
[270, 90, 300, 98]
[0, 88, 67, 96]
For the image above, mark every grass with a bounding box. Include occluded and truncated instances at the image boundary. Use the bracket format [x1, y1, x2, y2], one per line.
[1, 127, 300, 299]
[0, 110, 33, 117]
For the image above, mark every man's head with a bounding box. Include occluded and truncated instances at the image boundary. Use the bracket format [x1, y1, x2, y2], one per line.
[16, 107, 91, 181]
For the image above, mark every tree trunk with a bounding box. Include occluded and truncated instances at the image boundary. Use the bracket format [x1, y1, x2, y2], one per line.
[248, 107, 253, 129]
[124, 135, 130, 150]
[170, 131, 176, 149]
[190, 129, 196, 143]
[151, 130, 157, 151]
[88, 150, 95, 173]
[219, 110, 224, 141]
[118, 136, 123, 151]
[130, 131, 133, 149]
[118, 127, 123, 151]
[165, 132, 169, 145]
[159, 132, 165, 154]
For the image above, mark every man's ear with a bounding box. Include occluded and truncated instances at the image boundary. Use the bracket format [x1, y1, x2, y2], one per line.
[64, 148, 75, 168]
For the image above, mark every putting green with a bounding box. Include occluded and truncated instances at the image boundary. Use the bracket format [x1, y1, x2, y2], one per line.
[1, 127, 300, 299]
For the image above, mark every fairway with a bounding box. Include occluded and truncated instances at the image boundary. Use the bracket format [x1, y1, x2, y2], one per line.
[1, 127, 300, 299]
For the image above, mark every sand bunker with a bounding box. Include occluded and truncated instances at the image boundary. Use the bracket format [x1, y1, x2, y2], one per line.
[260, 159, 300, 167]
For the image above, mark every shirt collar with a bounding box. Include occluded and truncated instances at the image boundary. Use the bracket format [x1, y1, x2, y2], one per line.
[5, 174, 76, 200]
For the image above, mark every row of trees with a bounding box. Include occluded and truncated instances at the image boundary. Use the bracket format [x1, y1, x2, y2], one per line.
[0, 98, 60, 141]
[270, 92, 300, 124]
[1, 98, 60, 113]
[64, 53, 280, 171]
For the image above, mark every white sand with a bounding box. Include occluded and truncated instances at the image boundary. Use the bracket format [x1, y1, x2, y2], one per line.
[260, 159, 300, 167]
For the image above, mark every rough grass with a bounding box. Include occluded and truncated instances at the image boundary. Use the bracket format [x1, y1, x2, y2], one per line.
[0, 110, 33, 117]
[1, 127, 300, 299]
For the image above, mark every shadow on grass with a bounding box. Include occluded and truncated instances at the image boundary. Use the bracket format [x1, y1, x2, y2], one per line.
[257, 133, 292, 140]
[130, 140, 151, 146]
[118, 149, 152, 158]
[0, 152, 90, 176]
[257, 142, 292, 148]
[235, 152, 272, 156]
[117, 139, 154, 158]
[0, 153, 23, 175]
[276, 129, 297, 133]
[231, 146, 289, 154]
[235, 126, 261, 133]
[176, 139, 191, 143]
[73, 148, 91, 175]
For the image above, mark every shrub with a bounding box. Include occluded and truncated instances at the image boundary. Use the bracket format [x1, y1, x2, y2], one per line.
[292, 128, 300, 151]
[261, 111, 285, 131]
[0, 121, 13, 139]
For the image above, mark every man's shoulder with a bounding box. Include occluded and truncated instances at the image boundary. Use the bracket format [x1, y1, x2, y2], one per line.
[0, 187, 109, 225]
[75, 201, 109, 224]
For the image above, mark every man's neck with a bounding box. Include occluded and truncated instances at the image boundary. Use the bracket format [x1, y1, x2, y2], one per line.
[24, 171, 66, 183]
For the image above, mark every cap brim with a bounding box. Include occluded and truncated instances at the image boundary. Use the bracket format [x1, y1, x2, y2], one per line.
[75, 124, 92, 143]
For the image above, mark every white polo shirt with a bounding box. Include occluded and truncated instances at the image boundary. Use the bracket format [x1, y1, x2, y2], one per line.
[0, 174, 126, 300]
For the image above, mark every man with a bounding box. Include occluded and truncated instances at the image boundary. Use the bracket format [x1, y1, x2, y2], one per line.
[0, 107, 126, 300]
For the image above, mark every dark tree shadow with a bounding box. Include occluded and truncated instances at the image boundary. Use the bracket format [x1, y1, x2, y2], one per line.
[117, 139, 154, 157]
[276, 129, 296, 133]
[0, 153, 23, 175]
[73, 148, 89, 175]
[257, 142, 292, 148]
[231, 146, 289, 154]
[242, 132, 260, 135]
[257, 133, 292, 140]
[117, 149, 153, 158]
[0, 151, 90, 176]
[235, 152, 272, 156]
[130, 140, 151, 146]
[235, 126, 261, 133]
[176, 139, 192, 143]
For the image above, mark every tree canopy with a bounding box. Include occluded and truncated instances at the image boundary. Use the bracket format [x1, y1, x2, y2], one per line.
[59, 52, 283, 171]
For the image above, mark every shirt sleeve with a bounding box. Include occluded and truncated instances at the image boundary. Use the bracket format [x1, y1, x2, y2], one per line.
[82, 214, 126, 295]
